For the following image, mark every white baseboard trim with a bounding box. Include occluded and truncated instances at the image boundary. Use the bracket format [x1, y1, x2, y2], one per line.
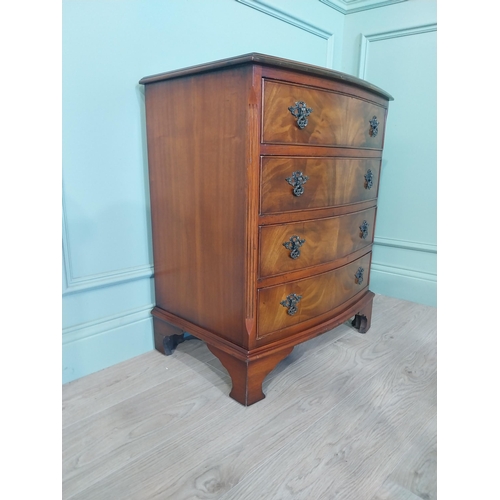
[63, 304, 154, 345]
[370, 262, 436, 306]
[371, 262, 436, 282]
[62, 305, 155, 384]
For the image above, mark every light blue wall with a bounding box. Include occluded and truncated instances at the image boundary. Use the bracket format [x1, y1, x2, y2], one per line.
[62, 0, 344, 383]
[342, 0, 437, 306]
[62, 0, 436, 383]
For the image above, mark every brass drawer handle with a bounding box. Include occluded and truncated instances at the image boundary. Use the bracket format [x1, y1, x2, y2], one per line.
[355, 267, 364, 285]
[288, 101, 313, 129]
[369, 116, 379, 137]
[364, 169, 374, 190]
[359, 220, 369, 239]
[280, 293, 302, 316]
[286, 171, 309, 197]
[283, 235, 306, 260]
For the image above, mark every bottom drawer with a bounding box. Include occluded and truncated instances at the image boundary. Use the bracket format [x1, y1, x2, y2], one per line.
[257, 253, 371, 338]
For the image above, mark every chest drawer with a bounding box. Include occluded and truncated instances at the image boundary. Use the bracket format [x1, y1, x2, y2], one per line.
[257, 253, 371, 338]
[260, 156, 380, 215]
[262, 80, 386, 149]
[259, 208, 376, 278]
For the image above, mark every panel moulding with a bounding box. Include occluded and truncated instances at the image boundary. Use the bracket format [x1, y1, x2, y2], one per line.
[358, 23, 437, 79]
[63, 263, 154, 295]
[357, 23, 437, 307]
[62, 192, 153, 295]
[370, 262, 436, 283]
[235, 0, 335, 68]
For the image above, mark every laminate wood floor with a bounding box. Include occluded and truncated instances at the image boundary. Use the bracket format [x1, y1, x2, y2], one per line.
[62, 294, 437, 499]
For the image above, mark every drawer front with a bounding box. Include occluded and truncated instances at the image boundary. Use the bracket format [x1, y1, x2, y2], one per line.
[257, 253, 371, 338]
[262, 80, 386, 148]
[259, 208, 376, 278]
[260, 157, 380, 215]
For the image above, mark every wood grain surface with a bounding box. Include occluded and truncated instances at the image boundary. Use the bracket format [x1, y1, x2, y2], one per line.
[257, 253, 371, 337]
[259, 207, 376, 277]
[262, 80, 387, 149]
[139, 53, 394, 102]
[62, 294, 436, 499]
[260, 156, 380, 215]
[145, 66, 252, 346]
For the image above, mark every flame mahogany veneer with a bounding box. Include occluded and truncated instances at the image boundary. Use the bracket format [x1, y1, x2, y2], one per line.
[140, 53, 392, 406]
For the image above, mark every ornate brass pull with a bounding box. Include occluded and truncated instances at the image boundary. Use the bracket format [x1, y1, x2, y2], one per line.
[359, 220, 369, 239]
[364, 169, 374, 190]
[369, 116, 379, 137]
[286, 171, 309, 197]
[280, 293, 302, 316]
[283, 235, 306, 260]
[355, 267, 364, 285]
[288, 101, 313, 129]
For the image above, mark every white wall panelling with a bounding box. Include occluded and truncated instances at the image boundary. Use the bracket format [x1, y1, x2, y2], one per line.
[358, 23, 437, 79]
[63, 205, 153, 295]
[349, 17, 437, 306]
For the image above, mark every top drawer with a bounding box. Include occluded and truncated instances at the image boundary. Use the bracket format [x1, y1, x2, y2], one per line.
[262, 79, 387, 149]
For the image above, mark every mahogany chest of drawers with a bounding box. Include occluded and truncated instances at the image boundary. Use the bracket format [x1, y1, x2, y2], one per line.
[140, 53, 393, 406]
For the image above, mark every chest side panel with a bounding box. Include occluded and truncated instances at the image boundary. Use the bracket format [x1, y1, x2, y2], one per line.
[144, 67, 253, 347]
